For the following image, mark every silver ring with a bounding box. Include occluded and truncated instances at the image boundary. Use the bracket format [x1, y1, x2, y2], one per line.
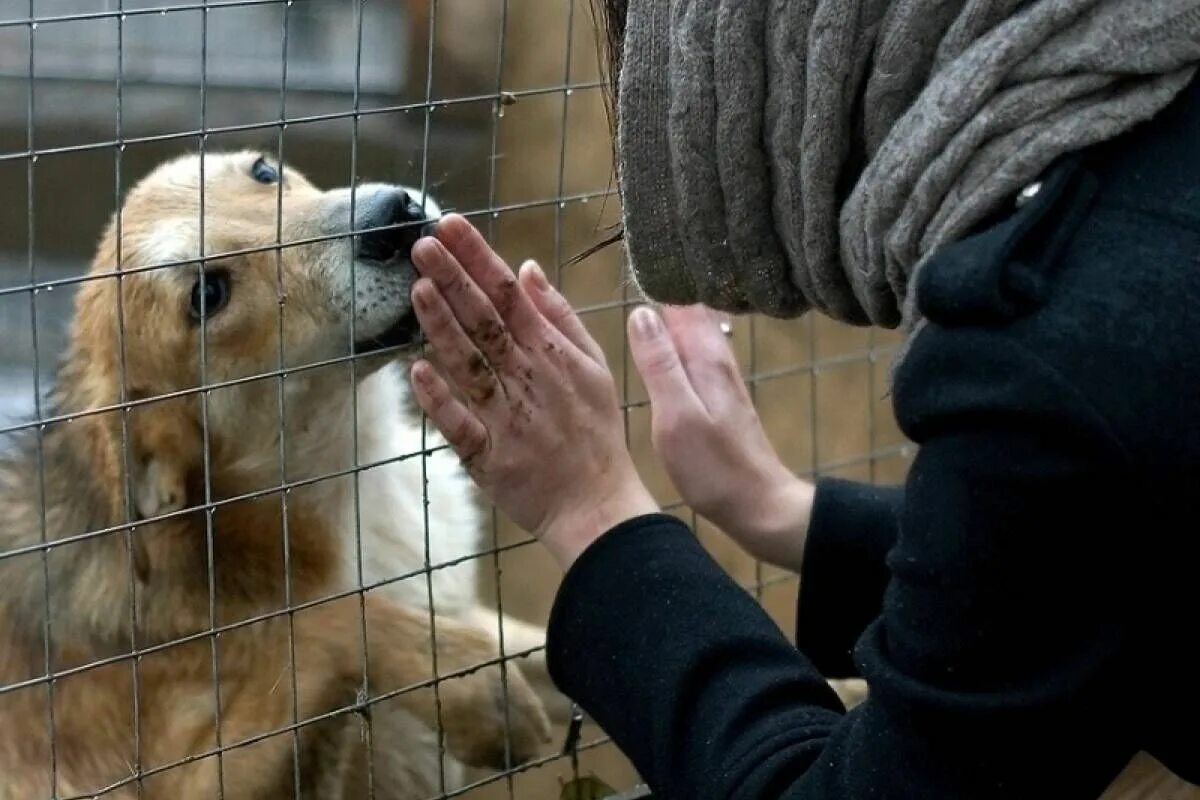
[719, 321, 734, 337]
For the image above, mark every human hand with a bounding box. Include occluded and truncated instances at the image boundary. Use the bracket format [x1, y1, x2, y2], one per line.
[408, 215, 658, 569]
[627, 305, 814, 572]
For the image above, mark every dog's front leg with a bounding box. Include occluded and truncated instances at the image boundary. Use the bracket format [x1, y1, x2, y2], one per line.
[462, 606, 575, 726]
[297, 595, 552, 772]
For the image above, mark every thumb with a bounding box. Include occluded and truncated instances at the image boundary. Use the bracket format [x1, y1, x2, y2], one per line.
[628, 306, 705, 417]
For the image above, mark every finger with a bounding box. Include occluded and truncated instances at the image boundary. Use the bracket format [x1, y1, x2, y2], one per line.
[410, 360, 491, 470]
[661, 305, 750, 415]
[627, 306, 706, 420]
[411, 278, 502, 406]
[433, 214, 546, 345]
[518, 261, 607, 367]
[411, 237, 527, 374]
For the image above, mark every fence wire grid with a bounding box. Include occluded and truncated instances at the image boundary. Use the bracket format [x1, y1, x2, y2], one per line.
[0, 1, 911, 799]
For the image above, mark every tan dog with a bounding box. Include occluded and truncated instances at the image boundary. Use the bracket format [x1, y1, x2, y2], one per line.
[0, 151, 558, 799]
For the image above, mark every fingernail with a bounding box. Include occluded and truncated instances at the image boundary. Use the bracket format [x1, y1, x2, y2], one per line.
[412, 361, 432, 385]
[410, 238, 435, 270]
[411, 279, 433, 310]
[526, 261, 550, 292]
[630, 307, 663, 340]
[436, 213, 465, 243]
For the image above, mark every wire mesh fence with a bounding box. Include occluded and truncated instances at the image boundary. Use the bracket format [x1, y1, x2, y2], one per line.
[0, 1, 910, 798]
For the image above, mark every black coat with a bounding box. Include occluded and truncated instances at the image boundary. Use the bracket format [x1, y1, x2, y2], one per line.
[544, 75, 1200, 798]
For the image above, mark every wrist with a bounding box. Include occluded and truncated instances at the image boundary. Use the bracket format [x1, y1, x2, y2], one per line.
[538, 476, 660, 570]
[726, 470, 814, 572]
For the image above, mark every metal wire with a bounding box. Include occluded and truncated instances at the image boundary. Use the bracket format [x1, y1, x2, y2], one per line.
[112, 1, 146, 795]
[25, 4, 59, 797]
[0, 0, 288, 29]
[482, 0, 519, 794]
[0, 82, 607, 165]
[0, 1, 910, 797]
[551, 2, 591, 790]
[415, 2, 454, 796]
[0, 190, 616, 299]
[0, 439, 911, 570]
[270, 2, 305, 794]
[346, 1, 382, 796]
[196, 4, 229, 795]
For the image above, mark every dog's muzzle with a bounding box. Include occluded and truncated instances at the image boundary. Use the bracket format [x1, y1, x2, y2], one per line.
[356, 188, 433, 264]
[352, 187, 436, 355]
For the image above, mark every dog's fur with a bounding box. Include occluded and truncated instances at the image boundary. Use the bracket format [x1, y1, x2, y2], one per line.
[0, 152, 560, 799]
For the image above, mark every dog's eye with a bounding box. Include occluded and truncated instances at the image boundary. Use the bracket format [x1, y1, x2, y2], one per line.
[189, 271, 231, 321]
[250, 157, 279, 185]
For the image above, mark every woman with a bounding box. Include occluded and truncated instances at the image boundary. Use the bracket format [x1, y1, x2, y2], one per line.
[406, 1, 1199, 797]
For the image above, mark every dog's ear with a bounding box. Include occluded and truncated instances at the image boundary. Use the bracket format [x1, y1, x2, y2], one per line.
[127, 394, 200, 522]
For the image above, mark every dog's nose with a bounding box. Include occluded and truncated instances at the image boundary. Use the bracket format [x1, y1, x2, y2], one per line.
[357, 188, 430, 263]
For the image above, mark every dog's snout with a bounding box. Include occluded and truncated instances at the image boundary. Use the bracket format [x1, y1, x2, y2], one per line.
[357, 188, 429, 264]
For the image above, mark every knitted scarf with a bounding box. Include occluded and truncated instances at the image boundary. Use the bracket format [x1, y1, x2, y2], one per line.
[616, 0, 1200, 328]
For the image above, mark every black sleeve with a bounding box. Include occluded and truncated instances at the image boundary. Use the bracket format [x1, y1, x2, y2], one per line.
[546, 328, 1140, 800]
[795, 478, 901, 678]
[545, 74, 1200, 798]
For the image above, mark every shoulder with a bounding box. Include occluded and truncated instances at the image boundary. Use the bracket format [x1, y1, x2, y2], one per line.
[899, 74, 1200, 463]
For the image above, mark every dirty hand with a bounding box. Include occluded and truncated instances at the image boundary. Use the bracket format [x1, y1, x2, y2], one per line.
[627, 305, 814, 572]
[408, 215, 658, 569]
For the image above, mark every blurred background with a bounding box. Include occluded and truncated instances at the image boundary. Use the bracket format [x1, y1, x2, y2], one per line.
[0, 1, 913, 797]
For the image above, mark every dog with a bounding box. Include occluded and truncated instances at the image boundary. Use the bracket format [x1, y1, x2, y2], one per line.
[0, 151, 560, 798]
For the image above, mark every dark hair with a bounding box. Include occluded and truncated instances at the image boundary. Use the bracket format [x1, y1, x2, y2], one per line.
[591, 0, 627, 114]
[568, 0, 629, 267]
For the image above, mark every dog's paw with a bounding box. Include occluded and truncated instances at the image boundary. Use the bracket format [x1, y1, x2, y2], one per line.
[437, 655, 552, 770]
